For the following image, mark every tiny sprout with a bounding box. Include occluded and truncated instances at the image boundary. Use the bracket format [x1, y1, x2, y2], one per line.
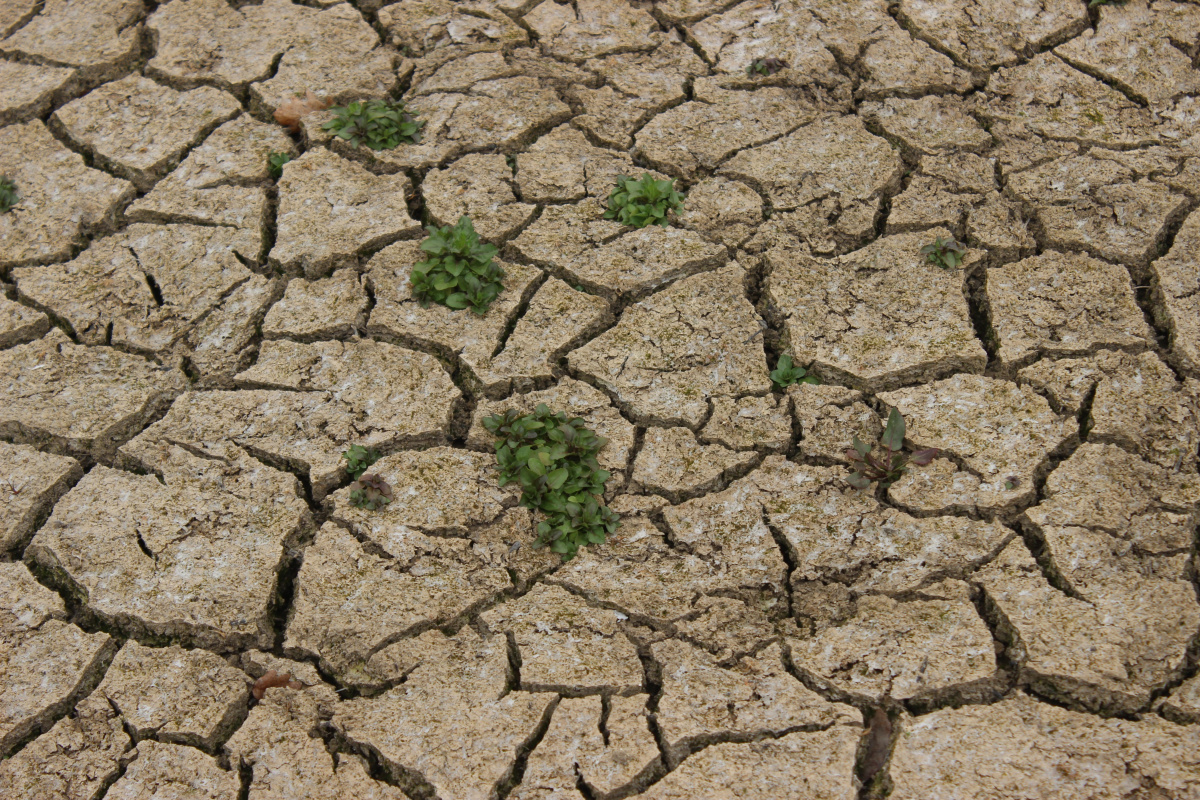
[746, 57, 789, 77]
[0, 177, 18, 213]
[770, 354, 820, 389]
[844, 409, 938, 489]
[349, 473, 393, 510]
[920, 235, 967, 269]
[342, 444, 380, 480]
[603, 173, 685, 229]
[1088, 0, 1122, 6]
[267, 151, 292, 180]
[322, 98, 424, 150]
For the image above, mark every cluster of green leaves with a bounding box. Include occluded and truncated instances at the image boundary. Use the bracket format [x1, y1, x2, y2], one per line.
[746, 57, 788, 76]
[350, 473, 393, 510]
[483, 404, 620, 560]
[342, 444, 380, 480]
[844, 409, 938, 489]
[603, 173, 685, 228]
[0, 177, 17, 213]
[322, 99, 424, 150]
[770, 354, 820, 389]
[920, 236, 967, 269]
[267, 151, 292, 179]
[411, 216, 505, 315]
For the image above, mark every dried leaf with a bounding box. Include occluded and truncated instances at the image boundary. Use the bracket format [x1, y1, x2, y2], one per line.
[274, 91, 330, 133]
[910, 448, 939, 466]
[252, 669, 305, 700]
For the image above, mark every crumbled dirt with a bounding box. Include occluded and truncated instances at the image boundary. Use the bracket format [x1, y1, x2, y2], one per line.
[4, 3, 1200, 796]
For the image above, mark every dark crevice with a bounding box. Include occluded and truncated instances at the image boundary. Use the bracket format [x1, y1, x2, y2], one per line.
[143, 272, 165, 307]
[236, 758, 253, 800]
[857, 707, 894, 800]
[134, 530, 155, 560]
[964, 259, 998, 371]
[490, 271, 548, 360]
[495, 695, 560, 800]
[762, 511, 797, 619]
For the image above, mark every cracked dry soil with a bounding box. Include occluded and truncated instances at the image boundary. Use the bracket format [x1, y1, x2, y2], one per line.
[2, 0, 1200, 798]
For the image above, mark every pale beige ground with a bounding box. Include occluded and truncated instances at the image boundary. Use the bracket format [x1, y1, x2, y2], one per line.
[1, 1, 1199, 798]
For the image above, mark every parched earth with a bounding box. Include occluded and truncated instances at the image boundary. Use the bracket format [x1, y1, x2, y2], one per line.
[1, 0, 1200, 798]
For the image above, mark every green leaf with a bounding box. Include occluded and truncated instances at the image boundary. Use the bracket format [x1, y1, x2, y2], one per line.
[846, 472, 871, 490]
[881, 408, 905, 452]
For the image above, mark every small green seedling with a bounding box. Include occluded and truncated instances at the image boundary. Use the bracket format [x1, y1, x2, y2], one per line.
[411, 215, 505, 315]
[342, 444, 380, 480]
[267, 151, 292, 179]
[483, 404, 620, 560]
[920, 236, 967, 269]
[322, 99, 424, 150]
[349, 473, 393, 510]
[844, 409, 938, 489]
[0, 177, 17, 213]
[746, 57, 789, 77]
[603, 173, 685, 229]
[770, 354, 820, 389]
[1088, 0, 1122, 6]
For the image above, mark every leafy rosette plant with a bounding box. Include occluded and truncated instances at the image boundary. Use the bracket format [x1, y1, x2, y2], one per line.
[484, 404, 620, 559]
[267, 151, 292, 179]
[0, 177, 17, 213]
[746, 57, 789, 76]
[603, 173, 685, 228]
[770, 354, 820, 389]
[349, 473, 393, 510]
[322, 99, 424, 150]
[411, 215, 505, 315]
[341, 444, 380, 480]
[845, 409, 938, 489]
[920, 235, 967, 269]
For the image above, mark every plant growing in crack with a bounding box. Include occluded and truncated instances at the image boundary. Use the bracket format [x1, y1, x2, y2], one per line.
[411, 215, 505, 315]
[770, 354, 820, 389]
[746, 57, 789, 77]
[342, 444, 380, 480]
[844, 408, 938, 489]
[603, 173, 685, 228]
[322, 98, 424, 150]
[920, 235, 967, 269]
[0, 176, 18, 213]
[350, 473, 394, 510]
[483, 404, 620, 560]
[267, 151, 292, 180]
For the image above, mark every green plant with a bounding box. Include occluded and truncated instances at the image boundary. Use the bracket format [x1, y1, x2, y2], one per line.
[267, 151, 292, 179]
[746, 57, 789, 76]
[342, 444, 380, 480]
[483, 404, 620, 560]
[920, 235, 967, 269]
[770, 354, 820, 389]
[1088, 0, 1122, 6]
[603, 173, 685, 228]
[349, 473, 393, 510]
[321, 99, 424, 150]
[411, 215, 505, 315]
[0, 177, 17, 213]
[844, 409, 938, 489]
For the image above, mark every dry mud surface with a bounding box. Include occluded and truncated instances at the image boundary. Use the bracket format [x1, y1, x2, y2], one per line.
[1, 0, 1200, 798]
